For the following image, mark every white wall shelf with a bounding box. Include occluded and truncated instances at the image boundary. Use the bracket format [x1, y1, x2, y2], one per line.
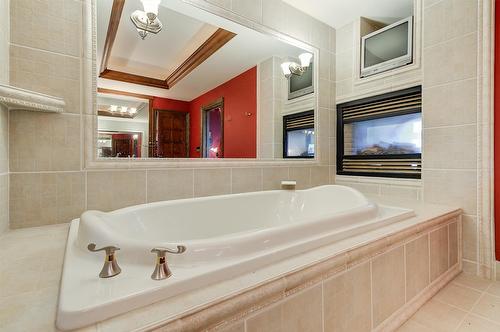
[0, 84, 65, 113]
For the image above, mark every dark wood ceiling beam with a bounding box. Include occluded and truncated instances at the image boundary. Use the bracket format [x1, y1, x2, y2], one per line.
[100, 0, 126, 75]
[165, 28, 237, 88]
[97, 87, 155, 101]
[100, 69, 168, 89]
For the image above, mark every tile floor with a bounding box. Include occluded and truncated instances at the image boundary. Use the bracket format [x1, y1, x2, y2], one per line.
[398, 273, 500, 331]
[2, 225, 500, 332]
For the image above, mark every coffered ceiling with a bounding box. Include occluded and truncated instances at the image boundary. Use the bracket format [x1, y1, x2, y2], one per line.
[97, 0, 307, 101]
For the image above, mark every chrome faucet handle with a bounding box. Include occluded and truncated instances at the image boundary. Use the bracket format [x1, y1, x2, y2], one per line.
[87, 243, 122, 278]
[150, 245, 186, 280]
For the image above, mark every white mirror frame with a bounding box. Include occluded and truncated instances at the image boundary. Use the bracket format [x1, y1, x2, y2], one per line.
[83, 0, 321, 169]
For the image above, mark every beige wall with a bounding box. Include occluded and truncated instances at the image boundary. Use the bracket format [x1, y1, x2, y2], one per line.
[7, 0, 334, 229]
[0, 0, 9, 234]
[333, 1, 424, 200]
[422, 0, 482, 275]
[258, 56, 283, 159]
[332, 0, 492, 278]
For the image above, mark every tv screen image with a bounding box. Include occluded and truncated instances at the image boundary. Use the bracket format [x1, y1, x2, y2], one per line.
[361, 16, 413, 77]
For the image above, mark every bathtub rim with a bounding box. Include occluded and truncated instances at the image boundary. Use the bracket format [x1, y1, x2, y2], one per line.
[56, 196, 460, 330]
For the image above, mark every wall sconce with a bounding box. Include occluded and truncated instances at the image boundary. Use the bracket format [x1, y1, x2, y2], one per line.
[130, 0, 163, 40]
[281, 53, 313, 78]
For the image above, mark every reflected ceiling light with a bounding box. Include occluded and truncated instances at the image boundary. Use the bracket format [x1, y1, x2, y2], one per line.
[120, 106, 128, 113]
[281, 52, 313, 78]
[109, 105, 118, 112]
[130, 0, 163, 40]
[130, 107, 137, 114]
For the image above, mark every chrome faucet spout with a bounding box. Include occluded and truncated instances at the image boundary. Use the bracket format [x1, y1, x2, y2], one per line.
[281, 180, 297, 190]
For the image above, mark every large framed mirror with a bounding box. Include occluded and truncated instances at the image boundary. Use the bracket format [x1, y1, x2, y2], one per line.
[95, 0, 318, 161]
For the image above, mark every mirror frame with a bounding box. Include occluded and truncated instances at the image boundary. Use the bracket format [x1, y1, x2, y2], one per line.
[83, 0, 321, 169]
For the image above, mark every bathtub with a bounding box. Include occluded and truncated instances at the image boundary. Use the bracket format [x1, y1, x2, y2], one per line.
[56, 185, 415, 330]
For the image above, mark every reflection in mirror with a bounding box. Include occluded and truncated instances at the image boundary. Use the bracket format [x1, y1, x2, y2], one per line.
[96, 0, 317, 159]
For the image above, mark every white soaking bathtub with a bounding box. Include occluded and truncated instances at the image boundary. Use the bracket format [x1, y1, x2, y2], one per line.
[56, 185, 415, 330]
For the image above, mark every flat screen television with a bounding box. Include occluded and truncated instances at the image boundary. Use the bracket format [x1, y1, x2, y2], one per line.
[288, 63, 314, 100]
[361, 16, 413, 78]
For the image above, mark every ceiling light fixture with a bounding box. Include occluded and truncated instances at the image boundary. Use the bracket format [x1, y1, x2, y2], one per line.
[281, 52, 313, 78]
[130, 0, 163, 40]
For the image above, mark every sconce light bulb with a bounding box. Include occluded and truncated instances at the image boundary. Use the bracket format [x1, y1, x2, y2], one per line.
[298, 52, 313, 68]
[281, 62, 292, 78]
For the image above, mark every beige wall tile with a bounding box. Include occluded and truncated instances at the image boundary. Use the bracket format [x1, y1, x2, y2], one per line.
[10, 0, 82, 57]
[87, 171, 146, 211]
[462, 260, 478, 275]
[423, 125, 476, 169]
[147, 169, 193, 203]
[405, 234, 430, 300]
[380, 185, 420, 200]
[335, 181, 379, 196]
[372, 246, 405, 327]
[311, 166, 330, 187]
[423, 33, 477, 88]
[10, 172, 85, 228]
[422, 79, 477, 128]
[0, 174, 8, 233]
[263, 167, 289, 190]
[231, 168, 263, 194]
[430, 226, 449, 281]
[0, 0, 8, 85]
[246, 304, 283, 332]
[289, 167, 311, 189]
[449, 222, 458, 266]
[193, 168, 231, 198]
[246, 285, 322, 332]
[10, 45, 81, 114]
[231, 0, 263, 23]
[462, 215, 477, 261]
[9, 112, 81, 172]
[323, 262, 371, 332]
[281, 285, 322, 332]
[423, 170, 477, 215]
[0, 106, 7, 174]
[423, 0, 477, 48]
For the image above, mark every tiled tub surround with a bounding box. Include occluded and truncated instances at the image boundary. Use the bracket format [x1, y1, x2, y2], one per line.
[332, 0, 494, 280]
[0, 197, 460, 331]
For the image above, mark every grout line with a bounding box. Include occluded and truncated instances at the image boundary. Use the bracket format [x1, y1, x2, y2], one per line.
[10, 42, 81, 60]
[370, 260, 374, 330]
[423, 123, 478, 130]
[404, 244, 407, 303]
[321, 282, 325, 332]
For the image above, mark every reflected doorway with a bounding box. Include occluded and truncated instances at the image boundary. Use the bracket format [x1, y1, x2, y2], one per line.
[202, 99, 224, 158]
[98, 131, 142, 158]
[151, 109, 190, 158]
